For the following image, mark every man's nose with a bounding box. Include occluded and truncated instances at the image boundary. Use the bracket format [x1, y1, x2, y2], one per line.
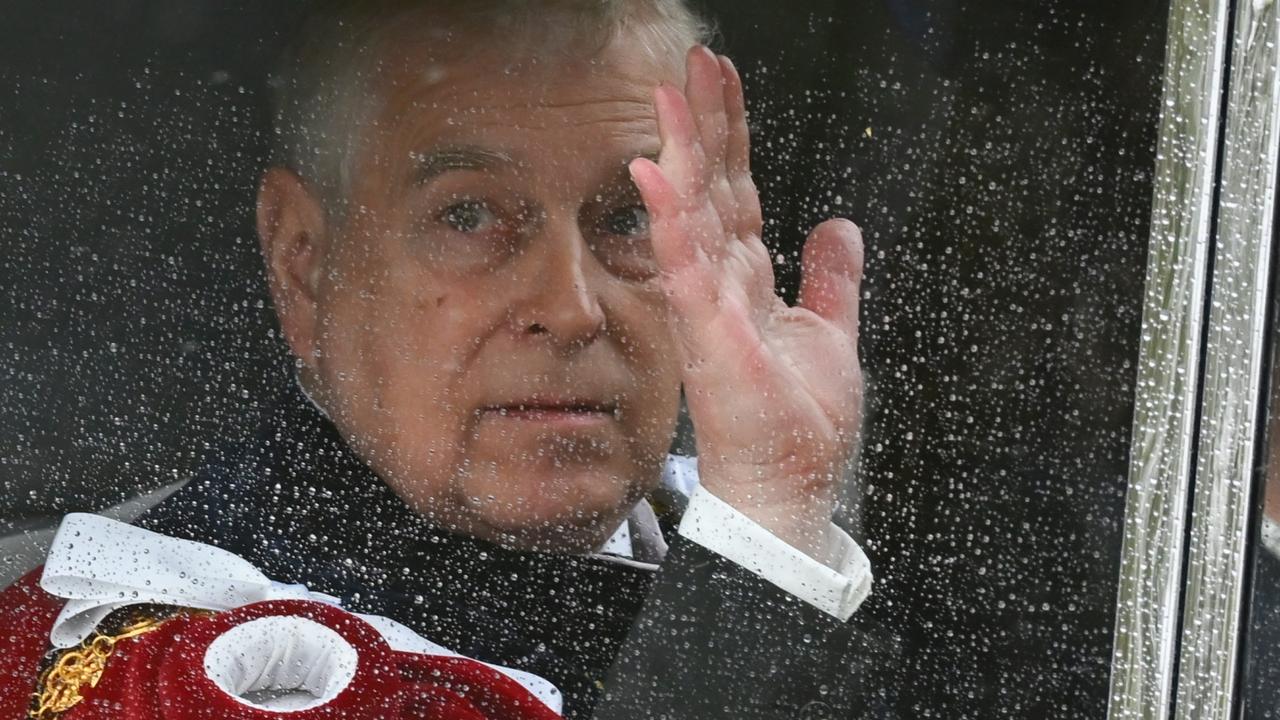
[514, 220, 606, 348]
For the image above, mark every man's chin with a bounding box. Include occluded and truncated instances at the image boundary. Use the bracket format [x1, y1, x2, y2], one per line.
[458, 470, 639, 553]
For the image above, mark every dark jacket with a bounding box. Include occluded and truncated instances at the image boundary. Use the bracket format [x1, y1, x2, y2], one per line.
[139, 383, 899, 719]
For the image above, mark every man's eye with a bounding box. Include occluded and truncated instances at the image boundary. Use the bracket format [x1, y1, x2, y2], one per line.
[601, 205, 649, 236]
[440, 200, 497, 233]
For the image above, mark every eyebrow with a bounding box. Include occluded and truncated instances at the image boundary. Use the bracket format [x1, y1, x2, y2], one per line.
[410, 146, 662, 187]
[609, 151, 660, 189]
[602, 150, 660, 186]
[410, 146, 517, 185]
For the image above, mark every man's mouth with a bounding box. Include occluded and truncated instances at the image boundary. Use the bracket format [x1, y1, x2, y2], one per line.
[480, 400, 620, 425]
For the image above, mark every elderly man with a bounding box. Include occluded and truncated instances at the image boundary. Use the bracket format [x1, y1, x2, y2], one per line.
[12, 1, 892, 718]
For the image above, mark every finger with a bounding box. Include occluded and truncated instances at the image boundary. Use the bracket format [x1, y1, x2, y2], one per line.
[797, 219, 864, 341]
[719, 54, 763, 235]
[685, 46, 729, 170]
[685, 47, 741, 250]
[629, 157, 698, 272]
[685, 46, 750, 250]
[738, 231, 777, 304]
[631, 158, 730, 343]
[655, 83, 732, 262]
[653, 84, 707, 207]
[719, 55, 751, 178]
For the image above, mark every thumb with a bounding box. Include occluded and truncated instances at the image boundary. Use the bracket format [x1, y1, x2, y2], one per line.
[796, 218, 864, 341]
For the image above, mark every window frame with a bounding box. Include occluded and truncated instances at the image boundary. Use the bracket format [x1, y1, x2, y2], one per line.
[1106, 0, 1232, 714]
[1109, 0, 1280, 717]
[1172, 0, 1280, 717]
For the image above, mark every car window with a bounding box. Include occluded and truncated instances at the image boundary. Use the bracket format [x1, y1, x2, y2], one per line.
[0, 1, 1187, 718]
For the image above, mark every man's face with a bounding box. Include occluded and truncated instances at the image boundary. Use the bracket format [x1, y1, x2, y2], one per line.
[290, 33, 684, 550]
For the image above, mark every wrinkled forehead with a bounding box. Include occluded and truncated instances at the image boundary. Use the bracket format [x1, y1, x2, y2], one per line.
[357, 27, 681, 174]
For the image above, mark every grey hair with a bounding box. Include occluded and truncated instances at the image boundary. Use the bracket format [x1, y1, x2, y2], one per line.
[269, 0, 713, 224]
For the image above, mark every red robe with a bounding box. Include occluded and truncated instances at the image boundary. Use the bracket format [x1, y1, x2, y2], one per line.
[0, 569, 561, 720]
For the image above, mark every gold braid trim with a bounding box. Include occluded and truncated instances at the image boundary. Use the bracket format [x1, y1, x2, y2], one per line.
[29, 607, 209, 720]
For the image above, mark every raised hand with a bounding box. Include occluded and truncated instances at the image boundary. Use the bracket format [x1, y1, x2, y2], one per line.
[628, 46, 865, 561]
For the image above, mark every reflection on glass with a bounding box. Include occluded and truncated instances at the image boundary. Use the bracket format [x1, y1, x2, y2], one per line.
[1243, 297, 1280, 718]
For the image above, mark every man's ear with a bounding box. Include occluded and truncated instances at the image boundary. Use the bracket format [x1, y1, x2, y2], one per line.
[256, 167, 330, 370]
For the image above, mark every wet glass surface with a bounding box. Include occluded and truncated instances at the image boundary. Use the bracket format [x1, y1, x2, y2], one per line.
[1242, 278, 1280, 719]
[0, 1, 1171, 716]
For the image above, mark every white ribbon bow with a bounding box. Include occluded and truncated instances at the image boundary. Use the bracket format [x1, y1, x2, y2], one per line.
[40, 513, 563, 714]
[42, 513, 342, 649]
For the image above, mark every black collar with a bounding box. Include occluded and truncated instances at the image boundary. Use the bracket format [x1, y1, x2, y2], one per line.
[139, 380, 658, 718]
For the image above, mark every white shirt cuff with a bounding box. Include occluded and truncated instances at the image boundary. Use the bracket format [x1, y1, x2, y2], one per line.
[676, 486, 873, 621]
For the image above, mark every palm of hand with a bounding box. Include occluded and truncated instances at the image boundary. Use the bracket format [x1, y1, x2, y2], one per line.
[629, 47, 865, 542]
